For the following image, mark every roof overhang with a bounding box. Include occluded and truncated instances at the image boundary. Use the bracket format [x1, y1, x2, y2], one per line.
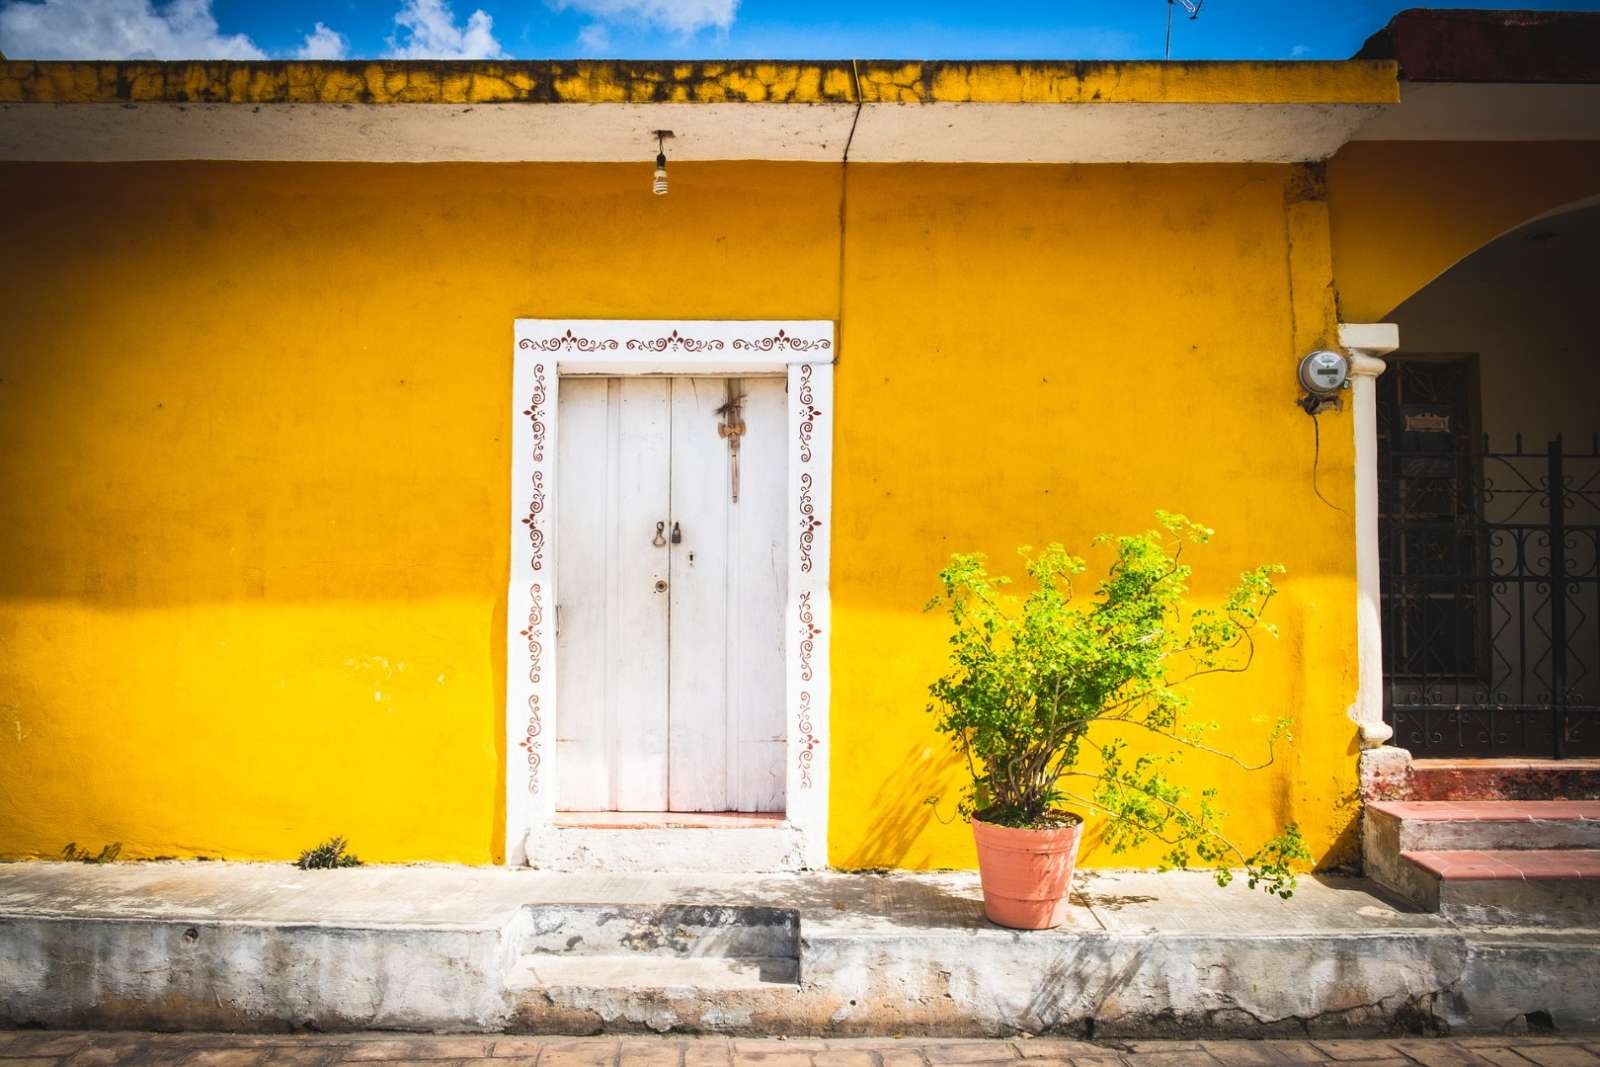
[1346, 8, 1600, 143]
[0, 59, 1397, 164]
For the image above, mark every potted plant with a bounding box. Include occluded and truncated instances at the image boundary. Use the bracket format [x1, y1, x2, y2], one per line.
[926, 511, 1311, 929]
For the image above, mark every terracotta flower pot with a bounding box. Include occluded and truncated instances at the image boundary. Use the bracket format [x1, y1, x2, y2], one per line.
[972, 815, 1084, 930]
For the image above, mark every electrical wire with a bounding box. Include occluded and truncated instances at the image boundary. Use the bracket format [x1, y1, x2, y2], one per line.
[1310, 411, 1348, 514]
[835, 60, 863, 355]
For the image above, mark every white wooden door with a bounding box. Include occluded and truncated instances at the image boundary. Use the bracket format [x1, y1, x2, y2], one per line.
[556, 376, 787, 813]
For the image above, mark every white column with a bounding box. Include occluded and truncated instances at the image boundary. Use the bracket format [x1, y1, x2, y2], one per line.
[1339, 322, 1399, 748]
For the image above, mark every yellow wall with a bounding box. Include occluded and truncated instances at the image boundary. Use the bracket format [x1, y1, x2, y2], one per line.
[1328, 141, 1600, 322]
[0, 160, 1362, 869]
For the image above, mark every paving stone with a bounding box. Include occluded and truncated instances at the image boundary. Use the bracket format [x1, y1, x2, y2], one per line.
[489, 1041, 551, 1061]
[342, 1041, 493, 1062]
[1384, 1043, 1496, 1067]
[2, 1037, 92, 1057]
[260, 1048, 347, 1067]
[875, 1051, 927, 1067]
[1202, 1041, 1325, 1064]
[1060, 1057, 1125, 1067]
[734, 1043, 825, 1054]
[1513, 1048, 1600, 1067]
[1012, 1043, 1102, 1060]
[180, 1053, 270, 1067]
[811, 1053, 879, 1067]
[619, 1043, 683, 1067]
[69, 1045, 166, 1067]
[1464, 1050, 1533, 1067]
[682, 1045, 733, 1067]
[1124, 1053, 1214, 1067]
[62, 1050, 125, 1067]
[0, 1059, 65, 1067]
[537, 1042, 621, 1067]
[920, 1047, 1018, 1065]
[729, 1055, 811, 1067]
[1311, 1041, 1401, 1062]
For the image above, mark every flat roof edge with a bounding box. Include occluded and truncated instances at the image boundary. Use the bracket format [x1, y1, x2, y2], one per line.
[0, 59, 1399, 107]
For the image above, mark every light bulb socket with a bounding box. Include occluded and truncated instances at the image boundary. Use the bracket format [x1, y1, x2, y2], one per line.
[651, 131, 672, 196]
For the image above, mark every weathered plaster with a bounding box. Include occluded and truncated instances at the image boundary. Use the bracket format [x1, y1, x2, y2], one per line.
[1, 863, 1595, 1036]
[0, 60, 1398, 107]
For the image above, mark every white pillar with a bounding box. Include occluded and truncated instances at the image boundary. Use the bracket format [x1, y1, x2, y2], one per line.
[1339, 322, 1399, 748]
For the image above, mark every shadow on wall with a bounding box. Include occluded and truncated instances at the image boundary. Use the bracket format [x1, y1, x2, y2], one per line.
[838, 742, 965, 869]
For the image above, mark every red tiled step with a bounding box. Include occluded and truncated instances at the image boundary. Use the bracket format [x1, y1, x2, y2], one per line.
[1403, 848, 1600, 881]
[1410, 758, 1600, 801]
[1368, 800, 1600, 822]
[1365, 799, 1600, 854]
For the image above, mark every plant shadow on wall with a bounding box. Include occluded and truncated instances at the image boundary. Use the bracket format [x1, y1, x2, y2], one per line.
[925, 511, 1312, 930]
[839, 742, 965, 869]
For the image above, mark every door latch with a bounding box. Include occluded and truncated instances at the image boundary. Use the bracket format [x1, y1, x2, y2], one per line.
[670, 521, 682, 544]
[653, 521, 667, 547]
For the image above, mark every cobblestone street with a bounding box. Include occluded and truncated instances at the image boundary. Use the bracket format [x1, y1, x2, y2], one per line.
[3, 1033, 1599, 1067]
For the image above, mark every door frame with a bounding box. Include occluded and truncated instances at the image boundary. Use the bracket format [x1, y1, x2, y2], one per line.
[506, 319, 835, 867]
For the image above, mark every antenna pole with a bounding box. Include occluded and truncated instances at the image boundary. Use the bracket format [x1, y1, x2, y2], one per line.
[1165, 0, 1174, 60]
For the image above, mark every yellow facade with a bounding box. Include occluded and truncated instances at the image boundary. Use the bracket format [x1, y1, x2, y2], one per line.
[2, 156, 1376, 869]
[1329, 140, 1600, 321]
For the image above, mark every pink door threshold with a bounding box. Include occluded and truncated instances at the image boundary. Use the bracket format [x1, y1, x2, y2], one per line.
[553, 811, 788, 830]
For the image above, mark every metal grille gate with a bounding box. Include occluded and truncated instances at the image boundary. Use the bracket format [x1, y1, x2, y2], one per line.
[1378, 360, 1600, 758]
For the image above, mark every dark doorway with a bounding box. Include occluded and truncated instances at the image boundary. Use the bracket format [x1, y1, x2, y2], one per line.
[1378, 358, 1600, 758]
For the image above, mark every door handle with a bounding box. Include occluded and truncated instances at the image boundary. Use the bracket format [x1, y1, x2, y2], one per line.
[653, 521, 667, 547]
[670, 522, 682, 544]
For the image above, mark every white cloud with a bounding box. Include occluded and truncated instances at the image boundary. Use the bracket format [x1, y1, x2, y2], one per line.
[0, 0, 265, 59]
[296, 21, 348, 60]
[576, 21, 610, 53]
[1289, 44, 1310, 58]
[551, 0, 738, 38]
[386, 0, 504, 59]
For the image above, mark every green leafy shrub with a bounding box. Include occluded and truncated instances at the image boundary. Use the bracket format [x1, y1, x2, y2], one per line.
[295, 836, 363, 870]
[926, 511, 1311, 898]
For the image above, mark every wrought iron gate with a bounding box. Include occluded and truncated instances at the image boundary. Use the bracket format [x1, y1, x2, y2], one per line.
[1378, 361, 1600, 759]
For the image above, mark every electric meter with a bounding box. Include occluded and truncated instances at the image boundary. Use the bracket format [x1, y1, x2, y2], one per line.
[1298, 350, 1350, 397]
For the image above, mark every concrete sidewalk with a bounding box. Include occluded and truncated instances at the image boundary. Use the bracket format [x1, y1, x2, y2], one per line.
[2, 863, 1597, 1037]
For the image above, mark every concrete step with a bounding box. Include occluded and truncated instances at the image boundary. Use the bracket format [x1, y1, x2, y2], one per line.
[1399, 849, 1600, 926]
[508, 954, 800, 990]
[1411, 759, 1600, 801]
[517, 903, 799, 959]
[1366, 800, 1600, 852]
[503, 955, 801, 1033]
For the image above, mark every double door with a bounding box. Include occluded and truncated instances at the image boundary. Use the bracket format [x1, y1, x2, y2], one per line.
[555, 376, 788, 812]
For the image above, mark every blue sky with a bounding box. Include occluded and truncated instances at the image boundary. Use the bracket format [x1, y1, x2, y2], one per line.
[3, 0, 1600, 62]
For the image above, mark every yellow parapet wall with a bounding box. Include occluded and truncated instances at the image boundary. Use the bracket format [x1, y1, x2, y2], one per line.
[0, 159, 1360, 869]
[0, 58, 1397, 106]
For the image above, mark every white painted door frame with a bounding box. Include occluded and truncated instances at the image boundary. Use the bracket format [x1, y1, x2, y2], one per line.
[506, 320, 834, 868]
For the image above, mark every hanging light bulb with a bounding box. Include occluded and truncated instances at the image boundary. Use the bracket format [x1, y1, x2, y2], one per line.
[652, 130, 670, 196]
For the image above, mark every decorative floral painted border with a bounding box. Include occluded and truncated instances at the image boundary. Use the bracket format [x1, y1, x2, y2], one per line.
[508, 320, 833, 869]
[516, 362, 549, 795]
[520, 326, 832, 356]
